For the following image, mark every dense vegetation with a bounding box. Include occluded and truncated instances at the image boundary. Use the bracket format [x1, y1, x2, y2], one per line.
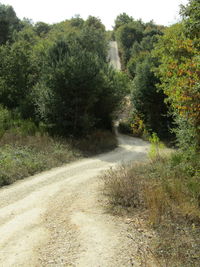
[114, 13, 172, 140]
[0, 1, 200, 264]
[0, 4, 128, 186]
[0, 7, 128, 136]
[104, 1, 200, 266]
[114, 2, 200, 150]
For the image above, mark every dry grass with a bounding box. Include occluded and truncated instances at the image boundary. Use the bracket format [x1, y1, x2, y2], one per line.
[73, 130, 117, 156]
[0, 130, 117, 187]
[102, 152, 200, 266]
[103, 164, 146, 211]
[0, 134, 80, 186]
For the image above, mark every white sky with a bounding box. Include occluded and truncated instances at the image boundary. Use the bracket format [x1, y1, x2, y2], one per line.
[1, 0, 189, 30]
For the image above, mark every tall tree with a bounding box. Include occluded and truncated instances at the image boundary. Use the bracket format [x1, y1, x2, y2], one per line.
[114, 13, 133, 30]
[132, 56, 171, 138]
[180, 0, 200, 38]
[153, 23, 200, 149]
[0, 3, 19, 44]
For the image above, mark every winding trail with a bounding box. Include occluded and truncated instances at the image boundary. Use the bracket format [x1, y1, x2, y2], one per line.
[0, 134, 150, 266]
[0, 42, 157, 266]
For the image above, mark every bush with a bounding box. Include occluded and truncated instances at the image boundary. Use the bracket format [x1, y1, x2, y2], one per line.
[102, 150, 200, 266]
[148, 132, 165, 160]
[0, 105, 11, 138]
[103, 164, 146, 210]
[118, 112, 145, 138]
[34, 37, 128, 137]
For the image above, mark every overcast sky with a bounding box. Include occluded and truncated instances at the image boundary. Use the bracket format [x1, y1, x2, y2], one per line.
[1, 0, 189, 29]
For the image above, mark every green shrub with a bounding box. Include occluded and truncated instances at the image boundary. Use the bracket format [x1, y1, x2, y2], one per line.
[0, 105, 12, 138]
[118, 112, 145, 137]
[148, 132, 165, 160]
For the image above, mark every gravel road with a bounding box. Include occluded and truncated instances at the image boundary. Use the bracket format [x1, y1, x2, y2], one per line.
[108, 41, 121, 70]
[0, 42, 156, 267]
[0, 134, 150, 266]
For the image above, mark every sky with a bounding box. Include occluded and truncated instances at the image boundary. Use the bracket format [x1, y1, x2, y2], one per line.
[1, 0, 189, 30]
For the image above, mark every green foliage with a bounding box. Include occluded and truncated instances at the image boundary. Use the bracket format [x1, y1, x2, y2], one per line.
[34, 22, 51, 37]
[180, 0, 200, 38]
[153, 22, 200, 150]
[0, 105, 11, 138]
[0, 3, 20, 44]
[34, 37, 103, 136]
[115, 21, 144, 66]
[130, 112, 145, 137]
[70, 15, 84, 28]
[34, 35, 128, 136]
[148, 132, 165, 160]
[114, 17, 163, 69]
[119, 112, 145, 138]
[94, 70, 130, 130]
[131, 56, 172, 139]
[173, 116, 199, 151]
[113, 16, 170, 140]
[0, 7, 128, 138]
[0, 29, 40, 118]
[114, 13, 134, 30]
[0, 6, 124, 186]
[84, 16, 105, 31]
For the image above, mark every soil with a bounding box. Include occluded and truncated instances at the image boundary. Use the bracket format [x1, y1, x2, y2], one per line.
[0, 134, 158, 266]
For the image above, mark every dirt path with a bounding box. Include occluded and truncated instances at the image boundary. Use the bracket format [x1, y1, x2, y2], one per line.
[0, 134, 151, 266]
[108, 41, 121, 71]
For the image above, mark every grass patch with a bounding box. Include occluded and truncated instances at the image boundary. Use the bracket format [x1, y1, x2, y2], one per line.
[73, 130, 117, 156]
[0, 129, 117, 187]
[0, 134, 80, 186]
[102, 151, 200, 266]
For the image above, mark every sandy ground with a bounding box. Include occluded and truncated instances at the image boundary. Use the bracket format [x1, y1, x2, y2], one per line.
[0, 133, 156, 267]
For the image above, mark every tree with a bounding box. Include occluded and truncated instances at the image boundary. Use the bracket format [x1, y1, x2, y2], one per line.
[94, 70, 130, 129]
[34, 22, 51, 37]
[85, 16, 105, 31]
[34, 32, 128, 136]
[115, 22, 144, 66]
[132, 56, 171, 139]
[127, 32, 162, 78]
[153, 23, 200, 149]
[0, 13, 128, 137]
[180, 0, 200, 38]
[0, 3, 20, 44]
[80, 23, 107, 61]
[70, 15, 84, 28]
[114, 13, 133, 30]
[33, 16, 129, 136]
[0, 26, 40, 118]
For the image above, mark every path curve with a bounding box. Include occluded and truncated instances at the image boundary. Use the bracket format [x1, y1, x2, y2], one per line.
[0, 134, 150, 266]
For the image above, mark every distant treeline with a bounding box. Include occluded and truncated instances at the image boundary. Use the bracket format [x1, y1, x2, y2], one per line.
[0, 3, 129, 137]
[114, 0, 200, 151]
